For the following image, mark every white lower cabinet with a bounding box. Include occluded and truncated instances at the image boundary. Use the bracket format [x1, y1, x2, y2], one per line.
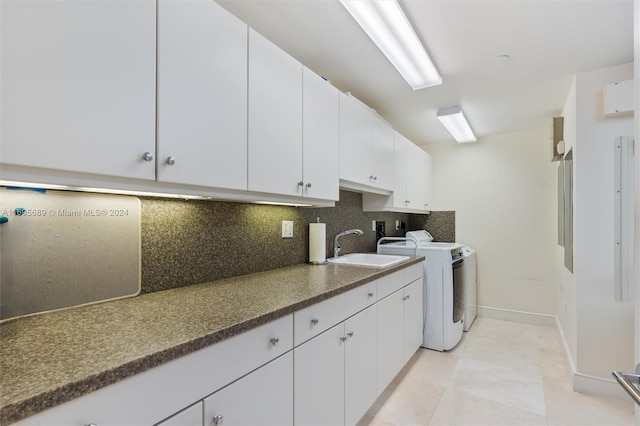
[376, 276, 425, 395]
[294, 305, 377, 426]
[204, 352, 294, 426]
[402, 279, 424, 365]
[376, 288, 405, 395]
[344, 305, 378, 426]
[294, 323, 346, 426]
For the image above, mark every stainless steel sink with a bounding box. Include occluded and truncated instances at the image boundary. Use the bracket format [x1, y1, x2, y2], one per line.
[327, 253, 410, 268]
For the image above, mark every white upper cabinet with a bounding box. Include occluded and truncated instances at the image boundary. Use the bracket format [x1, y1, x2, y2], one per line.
[0, 0, 156, 180]
[247, 31, 338, 202]
[339, 93, 372, 188]
[157, 0, 247, 190]
[339, 93, 394, 195]
[248, 29, 303, 197]
[302, 68, 340, 201]
[362, 131, 432, 213]
[370, 114, 395, 191]
[406, 140, 432, 211]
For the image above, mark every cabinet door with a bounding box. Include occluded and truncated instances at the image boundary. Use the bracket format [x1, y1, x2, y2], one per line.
[406, 142, 427, 210]
[302, 68, 340, 201]
[344, 305, 377, 426]
[370, 114, 395, 192]
[203, 352, 293, 426]
[403, 279, 424, 364]
[393, 132, 409, 209]
[156, 402, 203, 426]
[376, 290, 405, 395]
[1, 0, 156, 180]
[294, 323, 345, 426]
[157, 0, 247, 189]
[422, 151, 433, 210]
[339, 93, 372, 186]
[248, 29, 303, 197]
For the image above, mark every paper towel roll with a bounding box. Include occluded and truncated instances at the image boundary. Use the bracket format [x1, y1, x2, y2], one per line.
[309, 223, 327, 264]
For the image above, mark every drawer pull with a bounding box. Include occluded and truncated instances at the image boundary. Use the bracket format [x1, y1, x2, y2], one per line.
[310, 318, 319, 326]
[270, 337, 280, 346]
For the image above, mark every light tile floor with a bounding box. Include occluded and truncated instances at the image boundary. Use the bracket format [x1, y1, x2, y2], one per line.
[359, 317, 635, 426]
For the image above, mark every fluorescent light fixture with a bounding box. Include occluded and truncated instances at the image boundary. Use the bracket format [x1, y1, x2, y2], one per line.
[436, 106, 477, 143]
[340, 0, 441, 90]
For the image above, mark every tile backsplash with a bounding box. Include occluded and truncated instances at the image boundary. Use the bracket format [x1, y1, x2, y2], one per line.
[141, 190, 454, 293]
[409, 211, 456, 242]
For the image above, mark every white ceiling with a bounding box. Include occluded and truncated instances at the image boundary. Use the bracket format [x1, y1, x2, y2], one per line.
[216, 0, 634, 146]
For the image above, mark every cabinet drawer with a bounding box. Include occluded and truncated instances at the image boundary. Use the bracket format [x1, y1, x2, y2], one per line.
[16, 315, 293, 426]
[294, 281, 376, 346]
[404, 263, 423, 284]
[376, 270, 405, 300]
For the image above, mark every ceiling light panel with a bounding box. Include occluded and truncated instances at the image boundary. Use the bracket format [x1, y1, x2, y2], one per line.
[340, 0, 442, 90]
[436, 106, 477, 143]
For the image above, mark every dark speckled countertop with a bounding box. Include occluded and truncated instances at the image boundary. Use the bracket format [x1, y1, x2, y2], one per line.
[0, 258, 423, 424]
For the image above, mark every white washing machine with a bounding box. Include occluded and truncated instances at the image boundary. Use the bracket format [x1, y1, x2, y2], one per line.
[461, 245, 477, 331]
[378, 230, 464, 351]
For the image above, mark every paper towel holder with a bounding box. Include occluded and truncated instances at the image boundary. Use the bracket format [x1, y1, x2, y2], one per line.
[309, 220, 328, 265]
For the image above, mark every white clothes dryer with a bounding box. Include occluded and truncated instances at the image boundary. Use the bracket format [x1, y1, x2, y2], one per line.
[378, 230, 464, 351]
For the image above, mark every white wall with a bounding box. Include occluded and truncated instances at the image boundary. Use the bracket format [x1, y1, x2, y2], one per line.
[573, 63, 635, 382]
[425, 127, 557, 317]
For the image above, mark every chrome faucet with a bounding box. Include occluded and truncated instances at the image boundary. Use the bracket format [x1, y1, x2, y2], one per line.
[333, 229, 364, 258]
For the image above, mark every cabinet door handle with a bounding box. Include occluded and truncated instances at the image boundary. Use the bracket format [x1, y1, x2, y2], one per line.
[367, 292, 374, 297]
[166, 156, 176, 166]
[298, 181, 304, 187]
[212, 415, 224, 426]
[347, 331, 354, 338]
[270, 337, 279, 346]
[142, 152, 154, 162]
[305, 182, 312, 189]
[310, 318, 319, 326]
[340, 336, 348, 342]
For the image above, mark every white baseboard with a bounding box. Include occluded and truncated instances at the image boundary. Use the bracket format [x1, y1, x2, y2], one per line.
[476, 305, 556, 327]
[478, 307, 632, 403]
[554, 320, 631, 402]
